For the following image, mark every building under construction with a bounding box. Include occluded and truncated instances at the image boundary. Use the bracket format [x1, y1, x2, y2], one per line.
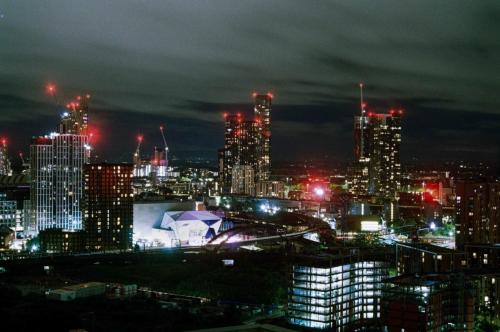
[132, 126, 169, 187]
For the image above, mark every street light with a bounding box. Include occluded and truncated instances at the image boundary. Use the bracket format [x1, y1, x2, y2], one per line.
[314, 187, 325, 197]
[314, 187, 325, 218]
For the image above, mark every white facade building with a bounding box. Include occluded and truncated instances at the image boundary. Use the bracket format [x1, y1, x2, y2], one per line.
[288, 255, 390, 330]
[30, 134, 88, 231]
[135, 210, 222, 248]
[133, 199, 195, 245]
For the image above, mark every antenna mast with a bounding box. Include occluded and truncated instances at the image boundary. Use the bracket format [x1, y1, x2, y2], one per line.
[359, 82, 365, 116]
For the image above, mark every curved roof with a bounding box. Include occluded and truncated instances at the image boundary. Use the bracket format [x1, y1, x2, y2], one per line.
[0, 174, 29, 187]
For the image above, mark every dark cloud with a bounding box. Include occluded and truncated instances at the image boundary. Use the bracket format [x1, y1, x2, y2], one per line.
[0, 0, 499, 165]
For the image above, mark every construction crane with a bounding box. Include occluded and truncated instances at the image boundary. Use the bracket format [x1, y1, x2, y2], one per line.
[19, 152, 25, 164]
[159, 125, 169, 166]
[133, 134, 143, 166]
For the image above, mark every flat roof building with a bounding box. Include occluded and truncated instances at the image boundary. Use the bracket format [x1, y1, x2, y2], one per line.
[287, 249, 393, 331]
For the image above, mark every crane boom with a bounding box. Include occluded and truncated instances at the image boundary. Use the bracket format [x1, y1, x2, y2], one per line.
[159, 125, 168, 151]
[19, 152, 25, 164]
[134, 135, 143, 163]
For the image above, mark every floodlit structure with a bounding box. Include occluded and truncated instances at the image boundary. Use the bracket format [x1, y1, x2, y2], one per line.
[133, 199, 195, 245]
[288, 250, 391, 331]
[133, 201, 222, 247]
[151, 211, 222, 247]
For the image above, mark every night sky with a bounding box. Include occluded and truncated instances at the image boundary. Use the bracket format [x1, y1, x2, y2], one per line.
[1, 1, 499, 165]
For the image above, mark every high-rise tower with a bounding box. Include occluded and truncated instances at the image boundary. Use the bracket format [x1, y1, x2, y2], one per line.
[59, 95, 90, 135]
[84, 163, 134, 251]
[52, 134, 89, 230]
[455, 180, 500, 249]
[73, 94, 90, 135]
[354, 84, 369, 161]
[253, 93, 272, 181]
[31, 133, 89, 231]
[222, 114, 240, 192]
[30, 136, 54, 230]
[350, 85, 402, 199]
[0, 138, 12, 176]
[351, 84, 371, 196]
[31, 94, 90, 232]
[365, 111, 402, 198]
[219, 92, 273, 195]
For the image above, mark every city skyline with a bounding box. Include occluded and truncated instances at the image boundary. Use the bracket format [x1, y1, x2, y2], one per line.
[1, 2, 499, 330]
[0, 1, 499, 165]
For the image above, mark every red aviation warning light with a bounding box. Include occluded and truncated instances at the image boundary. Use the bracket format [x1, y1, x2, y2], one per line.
[45, 83, 61, 106]
[46, 83, 56, 95]
[137, 135, 143, 143]
[266, 92, 274, 99]
[1, 138, 6, 146]
[252, 91, 257, 98]
[388, 109, 404, 116]
[87, 125, 100, 145]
